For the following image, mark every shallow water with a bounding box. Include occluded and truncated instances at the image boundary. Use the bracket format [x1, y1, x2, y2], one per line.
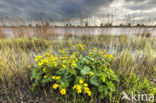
[2, 27, 156, 38]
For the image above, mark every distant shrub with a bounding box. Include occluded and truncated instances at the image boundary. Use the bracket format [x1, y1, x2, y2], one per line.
[136, 32, 152, 37]
[145, 32, 152, 37]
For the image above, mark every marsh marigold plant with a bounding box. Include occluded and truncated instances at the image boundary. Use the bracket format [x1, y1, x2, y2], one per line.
[31, 44, 118, 99]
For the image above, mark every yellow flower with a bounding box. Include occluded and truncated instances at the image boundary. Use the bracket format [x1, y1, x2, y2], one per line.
[84, 87, 90, 92]
[93, 48, 97, 52]
[76, 85, 81, 89]
[72, 61, 77, 67]
[73, 53, 76, 55]
[63, 48, 68, 51]
[62, 65, 66, 68]
[43, 59, 48, 63]
[54, 57, 58, 61]
[53, 84, 59, 89]
[54, 63, 57, 67]
[90, 72, 94, 76]
[84, 83, 88, 87]
[75, 59, 78, 62]
[43, 68, 46, 72]
[38, 62, 43, 66]
[104, 54, 107, 57]
[79, 80, 83, 84]
[99, 52, 104, 54]
[35, 55, 42, 61]
[77, 88, 82, 93]
[44, 75, 47, 78]
[76, 44, 85, 50]
[103, 49, 106, 52]
[35, 58, 39, 61]
[64, 56, 68, 59]
[62, 60, 66, 63]
[73, 85, 76, 89]
[60, 89, 66, 95]
[71, 55, 75, 58]
[45, 53, 50, 56]
[52, 76, 56, 79]
[87, 91, 91, 96]
[50, 55, 54, 58]
[56, 76, 61, 80]
[109, 55, 113, 58]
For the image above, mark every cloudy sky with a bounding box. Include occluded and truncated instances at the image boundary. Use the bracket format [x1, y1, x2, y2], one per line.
[0, 0, 156, 24]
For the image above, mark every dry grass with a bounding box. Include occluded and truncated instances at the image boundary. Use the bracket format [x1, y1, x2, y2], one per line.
[0, 35, 155, 102]
[0, 27, 6, 38]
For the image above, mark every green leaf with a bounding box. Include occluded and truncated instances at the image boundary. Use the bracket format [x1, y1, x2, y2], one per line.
[102, 75, 106, 82]
[80, 66, 90, 76]
[41, 77, 52, 87]
[90, 76, 99, 86]
[106, 81, 116, 92]
[98, 85, 104, 92]
[100, 93, 105, 99]
[60, 80, 69, 88]
[83, 57, 89, 64]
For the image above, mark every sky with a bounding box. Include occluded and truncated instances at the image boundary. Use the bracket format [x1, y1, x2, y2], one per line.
[0, 0, 156, 25]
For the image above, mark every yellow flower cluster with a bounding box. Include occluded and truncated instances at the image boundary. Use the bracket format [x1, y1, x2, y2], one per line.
[70, 53, 77, 58]
[45, 53, 50, 56]
[52, 76, 61, 80]
[88, 48, 106, 55]
[76, 44, 86, 50]
[93, 48, 97, 52]
[72, 60, 77, 67]
[98, 49, 106, 54]
[59, 48, 68, 54]
[103, 54, 116, 60]
[74, 85, 82, 93]
[79, 80, 84, 84]
[60, 56, 68, 60]
[34, 44, 116, 97]
[53, 84, 59, 89]
[73, 84, 81, 93]
[84, 83, 88, 87]
[60, 52, 78, 68]
[86, 90, 91, 96]
[77, 85, 82, 93]
[73, 81, 91, 96]
[35, 55, 42, 62]
[36, 54, 58, 67]
[71, 54, 75, 58]
[84, 86, 91, 96]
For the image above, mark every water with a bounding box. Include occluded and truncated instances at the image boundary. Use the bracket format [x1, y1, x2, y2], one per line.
[2, 27, 156, 38]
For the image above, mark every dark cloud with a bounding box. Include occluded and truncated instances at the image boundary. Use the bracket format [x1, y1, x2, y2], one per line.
[0, 0, 113, 20]
[0, 0, 156, 21]
[124, 0, 156, 10]
[124, 0, 146, 3]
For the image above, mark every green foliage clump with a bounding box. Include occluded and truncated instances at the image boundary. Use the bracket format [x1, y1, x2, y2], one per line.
[31, 44, 118, 100]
